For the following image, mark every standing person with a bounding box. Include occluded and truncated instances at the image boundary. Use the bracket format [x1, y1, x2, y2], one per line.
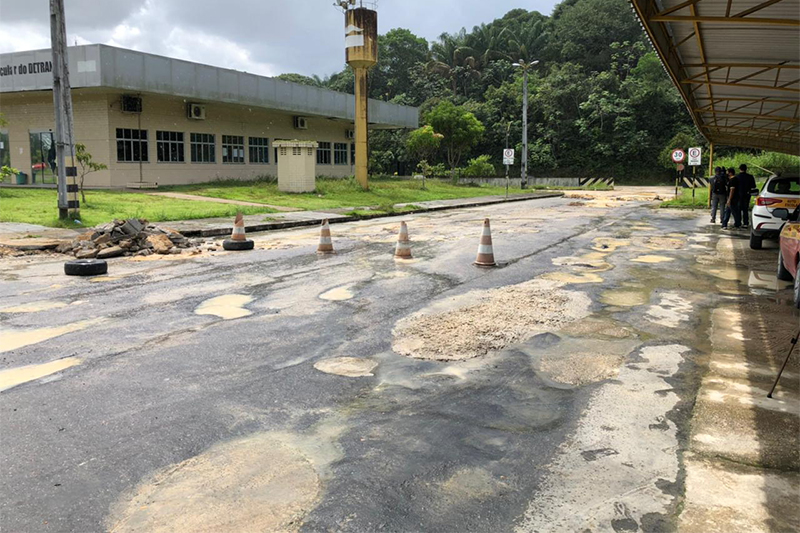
[710, 166, 728, 224]
[721, 167, 741, 230]
[736, 164, 757, 228]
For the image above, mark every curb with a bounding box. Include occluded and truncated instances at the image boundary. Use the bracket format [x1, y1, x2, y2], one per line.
[181, 192, 565, 237]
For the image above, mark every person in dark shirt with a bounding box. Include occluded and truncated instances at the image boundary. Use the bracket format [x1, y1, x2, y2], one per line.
[710, 166, 728, 224]
[722, 167, 741, 230]
[736, 164, 757, 228]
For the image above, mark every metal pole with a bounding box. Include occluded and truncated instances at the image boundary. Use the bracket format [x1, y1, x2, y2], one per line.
[707, 142, 714, 208]
[691, 166, 696, 210]
[767, 329, 799, 398]
[50, 0, 72, 219]
[521, 68, 528, 189]
[505, 123, 510, 198]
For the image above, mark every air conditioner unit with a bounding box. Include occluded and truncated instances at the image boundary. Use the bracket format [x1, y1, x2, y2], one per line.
[293, 116, 308, 130]
[345, 129, 355, 140]
[121, 95, 142, 114]
[187, 103, 206, 120]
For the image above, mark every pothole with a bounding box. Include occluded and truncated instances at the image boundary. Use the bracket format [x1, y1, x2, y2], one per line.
[631, 255, 675, 264]
[642, 237, 684, 250]
[392, 279, 591, 361]
[591, 238, 630, 253]
[0, 357, 81, 392]
[600, 288, 650, 307]
[0, 300, 67, 313]
[107, 433, 320, 533]
[194, 294, 254, 320]
[319, 285, 355, 301]
[558, 317, 635, 339]
[541, 271, 604, 284]
[0, 318, 106, 353]
[313, 357, 377, 377]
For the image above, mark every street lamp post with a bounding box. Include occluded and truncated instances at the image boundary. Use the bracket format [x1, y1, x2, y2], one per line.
[513, 60, 539, 189]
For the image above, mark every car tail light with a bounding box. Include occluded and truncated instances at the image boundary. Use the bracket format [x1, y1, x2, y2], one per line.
[756, 197, 782, 206]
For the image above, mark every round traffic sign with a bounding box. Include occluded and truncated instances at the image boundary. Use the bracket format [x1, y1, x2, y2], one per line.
[688, 147, 701, 159]
[503, 149, 514, 158]
[671, 149, 686, 163]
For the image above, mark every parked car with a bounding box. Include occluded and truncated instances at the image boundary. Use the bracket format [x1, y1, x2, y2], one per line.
[774, 206, 800, 308]
[750, 175, 800, 249]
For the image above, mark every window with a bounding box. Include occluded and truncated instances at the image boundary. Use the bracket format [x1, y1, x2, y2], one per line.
[274, 147, 279, 164]
[350, 143, 355, 165]
[222, 135, 245, 164]
[334, 143, 348, 165]
[316, 141, 331, 165]
[156, 131, 184, 163]
[249, 137, 269, 164]
[766, 177, 800, 196]
[190, 133, 215, 163]
[116, 128, 148, 162]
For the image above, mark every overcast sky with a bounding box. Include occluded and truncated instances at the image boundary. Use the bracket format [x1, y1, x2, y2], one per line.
[0, 0, 559, 77]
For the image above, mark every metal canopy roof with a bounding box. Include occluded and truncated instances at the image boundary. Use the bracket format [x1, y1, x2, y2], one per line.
[630, 0, 800, 154]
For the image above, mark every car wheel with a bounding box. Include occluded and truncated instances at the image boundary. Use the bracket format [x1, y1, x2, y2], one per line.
[795, 272, 800, 309]
[64, 259, 108, 276]
[222, 238, 254, 251]
[749, 231, 763, 250]
[777, 250, 793, 281]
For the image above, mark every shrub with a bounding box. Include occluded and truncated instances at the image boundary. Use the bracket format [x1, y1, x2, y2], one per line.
[463, 155, 496, 177]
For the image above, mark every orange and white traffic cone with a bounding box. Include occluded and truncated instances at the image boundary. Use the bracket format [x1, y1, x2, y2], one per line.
[394, 221, 412, 259]
[317, 219, 335, 254]
[223, 212, 254, 250]
[474, 218, 496, 267]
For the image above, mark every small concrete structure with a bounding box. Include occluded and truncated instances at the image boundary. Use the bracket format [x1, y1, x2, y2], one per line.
[274, 140, 318, 193]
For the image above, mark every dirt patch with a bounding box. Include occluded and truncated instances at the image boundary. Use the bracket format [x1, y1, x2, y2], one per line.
[392, 279, 591, 361]
[539, 352, 627, 385]
[107, 433, 320, 533]
[314, 357, 377, 377]
[440, 468, 507, 500]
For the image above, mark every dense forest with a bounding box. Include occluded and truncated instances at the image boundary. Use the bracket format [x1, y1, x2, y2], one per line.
[276, 0, 726, 182]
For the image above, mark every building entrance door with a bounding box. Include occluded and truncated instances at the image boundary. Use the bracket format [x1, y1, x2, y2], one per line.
[29, 131, 57, 184]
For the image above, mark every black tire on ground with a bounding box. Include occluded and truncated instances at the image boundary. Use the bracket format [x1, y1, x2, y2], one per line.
[749, 231, 763, 250]
[777, 250, 793, 281]
[64, 259, 108, 276]
[222, 238, 254, 251]
[795, 273, 800, 309]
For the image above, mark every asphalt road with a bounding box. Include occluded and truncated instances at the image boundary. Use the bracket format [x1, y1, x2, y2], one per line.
[0, 196, 796, 532]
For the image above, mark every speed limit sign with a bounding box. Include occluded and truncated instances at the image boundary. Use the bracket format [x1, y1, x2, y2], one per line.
[671, 149, 686, 163]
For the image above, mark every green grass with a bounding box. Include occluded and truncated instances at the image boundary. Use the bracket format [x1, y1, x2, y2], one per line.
[162, 176, 546, 211]
[660, 179, 765, 209]
[0, 188, 277, 228]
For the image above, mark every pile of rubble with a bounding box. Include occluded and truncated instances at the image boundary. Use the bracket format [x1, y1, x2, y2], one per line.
[57, 218, 197, 259]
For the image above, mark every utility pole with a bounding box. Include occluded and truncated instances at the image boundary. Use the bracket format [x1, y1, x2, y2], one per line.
[513, 60, 539, 190]
[49, 0, 78, 219]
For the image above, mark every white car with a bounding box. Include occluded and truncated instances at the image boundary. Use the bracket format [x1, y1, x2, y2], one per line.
[750, 174, 800, 249]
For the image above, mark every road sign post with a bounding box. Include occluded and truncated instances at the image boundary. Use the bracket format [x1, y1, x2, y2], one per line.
[671, 149, 686, 199]
[503, 148, 514, 198]
[688, 147, 701, 166]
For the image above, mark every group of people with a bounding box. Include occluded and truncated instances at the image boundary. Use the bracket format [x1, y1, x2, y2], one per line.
[709, 164, 757, 230]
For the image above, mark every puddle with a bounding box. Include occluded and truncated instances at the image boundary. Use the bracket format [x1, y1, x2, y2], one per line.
[541, 272, 604, 284]
[194, 294, 254, 320]
[107, 433, 320, 533]
[600, 288, 650, 307]
[631, 255, 675, 264]
[559, 317, 635, 339]
[591, 238, 630, 253]
[646, 292, 693, 328]
[392, 279, 591, 361]
[748, 271, 793, 291]
[319, 285, 355, 301]
[0, 300, 67, 313]
[313, 357, 377, 377]
[0, 318, 105, 354]
[0, 356, 81, 392]
[523, 336, 641, 386]
[552, 252, 612, 271]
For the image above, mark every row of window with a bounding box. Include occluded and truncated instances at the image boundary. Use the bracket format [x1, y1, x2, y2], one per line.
[116, 128, 354, 165]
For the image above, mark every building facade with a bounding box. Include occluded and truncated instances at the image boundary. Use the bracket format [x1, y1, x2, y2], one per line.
[0, 45, 418, 188]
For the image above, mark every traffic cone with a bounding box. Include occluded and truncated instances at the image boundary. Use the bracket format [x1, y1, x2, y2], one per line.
[231, 212, 246, 241]
[223, 212, 254, 250]
[394, 221, 412, 259]
[317, 219, 335, 254]
[474, 218, 496, 267]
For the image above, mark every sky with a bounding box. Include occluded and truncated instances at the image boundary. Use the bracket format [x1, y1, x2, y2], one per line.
[0, 0, 559, 78]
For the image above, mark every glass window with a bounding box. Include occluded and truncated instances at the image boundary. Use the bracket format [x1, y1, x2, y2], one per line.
[190, 133, 216, 163]
[317, 141, 331, 165]
[334, 143, 348, 165]
[767, 177, 800, 196]
[116, 128, 148, 163]
[350, 143, 355, 165]
[28, 131, 57, 184]
[222, 135, 245, 164]
[156, 131, 184, 163]
[249, 137, 269, 164]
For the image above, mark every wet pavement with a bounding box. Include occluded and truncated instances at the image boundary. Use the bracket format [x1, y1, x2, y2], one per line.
[0, 195, 797, 532]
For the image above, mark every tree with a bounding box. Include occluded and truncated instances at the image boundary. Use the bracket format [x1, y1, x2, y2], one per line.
[275, 73, 323, 87]
[407, 125, 443, 187]
[75, 143, 107, 204]
[425, 101, 485, 174]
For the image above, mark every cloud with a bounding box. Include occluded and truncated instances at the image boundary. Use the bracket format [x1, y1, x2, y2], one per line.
[0, 0, 558, 77]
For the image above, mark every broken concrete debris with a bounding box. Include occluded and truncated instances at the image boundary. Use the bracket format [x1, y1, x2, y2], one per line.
[57, 219, 196, 258]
